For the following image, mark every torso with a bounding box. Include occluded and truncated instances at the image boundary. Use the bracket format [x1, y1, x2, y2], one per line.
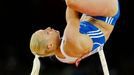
[55, 5, 120, 64]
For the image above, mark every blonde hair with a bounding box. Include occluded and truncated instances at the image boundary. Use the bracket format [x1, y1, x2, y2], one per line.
[29, 31, 54, 75]
[30, 31, 46, 54]
[30, 55, 40, 75]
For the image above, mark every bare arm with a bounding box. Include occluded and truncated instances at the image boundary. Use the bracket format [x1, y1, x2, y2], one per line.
[65, 0, 118, 17]
[64, 7, 92, 57]
[66, 7, 80, 26]
[65, 7, 80, 33]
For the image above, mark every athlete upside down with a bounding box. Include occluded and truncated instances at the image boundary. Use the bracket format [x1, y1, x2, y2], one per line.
[30, 0, 120, 75]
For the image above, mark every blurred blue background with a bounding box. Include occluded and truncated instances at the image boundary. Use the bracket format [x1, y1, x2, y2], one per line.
[0, 0, 133, 75]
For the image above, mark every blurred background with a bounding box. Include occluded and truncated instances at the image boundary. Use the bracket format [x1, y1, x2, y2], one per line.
[0, 0, 133, 75]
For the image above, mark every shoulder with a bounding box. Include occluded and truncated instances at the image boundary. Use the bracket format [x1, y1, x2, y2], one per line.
[63, 30, 93, 57]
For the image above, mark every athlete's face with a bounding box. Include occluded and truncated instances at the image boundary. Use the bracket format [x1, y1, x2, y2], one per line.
[43, 27, 60, 43]
[37, 27, 60, 49]
[30, 27, 60, 57]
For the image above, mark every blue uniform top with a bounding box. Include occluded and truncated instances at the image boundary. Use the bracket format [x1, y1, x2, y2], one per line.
[80, 1, 120, 51]
[93, 1, 120, 26]
[55, 1, 120, 65]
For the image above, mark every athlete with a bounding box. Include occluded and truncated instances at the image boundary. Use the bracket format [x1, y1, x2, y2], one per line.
[30, 0, 120, 75]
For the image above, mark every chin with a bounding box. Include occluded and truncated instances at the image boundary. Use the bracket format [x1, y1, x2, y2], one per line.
[46, 53, 55, 57]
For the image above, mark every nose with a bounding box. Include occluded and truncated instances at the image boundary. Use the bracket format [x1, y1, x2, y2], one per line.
[47, 27, 51, 30]
[47, 27, 55, 31]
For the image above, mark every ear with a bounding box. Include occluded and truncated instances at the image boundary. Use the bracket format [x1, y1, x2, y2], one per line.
[47, 43, 53, 50]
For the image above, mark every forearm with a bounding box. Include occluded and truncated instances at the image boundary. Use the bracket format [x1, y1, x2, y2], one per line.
[66, 7, 80, 24]
[65, 7, 80, 34]
[65, 0, 118, 16]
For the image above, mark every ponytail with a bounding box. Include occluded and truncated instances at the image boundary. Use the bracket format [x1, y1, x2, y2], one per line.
[31, 55, 40, 75]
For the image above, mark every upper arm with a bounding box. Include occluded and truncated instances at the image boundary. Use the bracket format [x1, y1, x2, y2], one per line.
[64, 23, 93, 57]
[66, 0, 118, 17]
